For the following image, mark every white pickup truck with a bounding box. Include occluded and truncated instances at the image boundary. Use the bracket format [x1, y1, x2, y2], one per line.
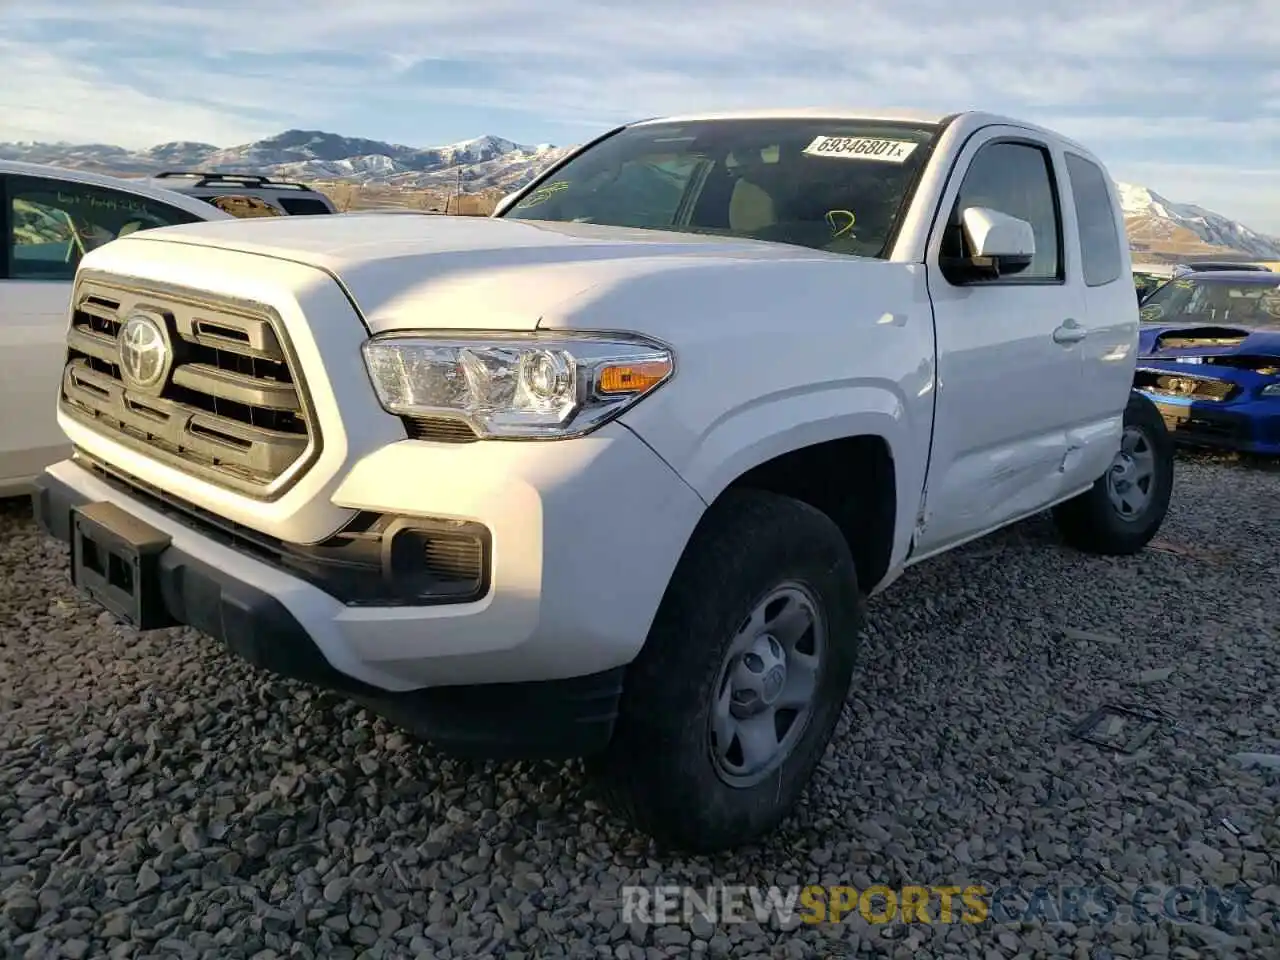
[32, 109, 1172, 852]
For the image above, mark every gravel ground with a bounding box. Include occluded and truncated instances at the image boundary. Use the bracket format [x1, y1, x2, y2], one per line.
[2, 450, 1278, 960]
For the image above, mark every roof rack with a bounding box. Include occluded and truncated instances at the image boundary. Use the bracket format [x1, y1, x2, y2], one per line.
[154, 171, 315, 191]
[1172, 261, 1273, 276]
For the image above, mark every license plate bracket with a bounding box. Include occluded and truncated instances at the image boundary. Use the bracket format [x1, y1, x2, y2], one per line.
[71, 501, 176, 630]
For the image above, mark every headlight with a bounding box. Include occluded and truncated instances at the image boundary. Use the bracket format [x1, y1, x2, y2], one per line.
[1261, 383, 1280, 398]
[362, 332, 674, 439]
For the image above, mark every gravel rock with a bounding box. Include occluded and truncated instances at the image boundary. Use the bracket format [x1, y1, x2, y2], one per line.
[2, 451, 1278, 958]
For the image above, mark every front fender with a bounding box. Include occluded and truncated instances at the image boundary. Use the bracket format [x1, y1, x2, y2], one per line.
[622, 379, 929, 580]
[546, 254, 936, 575]
[650, 383, 911, 504]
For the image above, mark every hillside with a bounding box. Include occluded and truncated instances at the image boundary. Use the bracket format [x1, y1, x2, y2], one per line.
[1118, 183, 1280, 262]
[0, 130, 573, 194]
[2, 128, 1277, 259]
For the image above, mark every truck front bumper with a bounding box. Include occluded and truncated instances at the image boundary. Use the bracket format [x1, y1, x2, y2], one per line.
[31, 424, 706, 759]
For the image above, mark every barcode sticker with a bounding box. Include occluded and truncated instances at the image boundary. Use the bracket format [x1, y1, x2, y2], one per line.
[802, 136, 919, 163]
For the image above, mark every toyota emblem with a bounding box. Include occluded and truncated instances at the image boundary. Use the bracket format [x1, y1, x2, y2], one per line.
[118, 313, 170, 390]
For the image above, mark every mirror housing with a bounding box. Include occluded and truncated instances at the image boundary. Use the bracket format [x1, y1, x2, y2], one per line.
[942, 207, 1036, 282]
[492, 192, 520, 217]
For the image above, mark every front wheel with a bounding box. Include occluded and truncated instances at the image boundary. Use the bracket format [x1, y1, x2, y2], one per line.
[588, 489, 863, 853]
[1052, 391, 1174, 555]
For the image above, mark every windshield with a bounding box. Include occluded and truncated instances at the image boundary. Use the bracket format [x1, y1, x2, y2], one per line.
[1140, 277, 1280, 330]
[500, 118, 939, 258]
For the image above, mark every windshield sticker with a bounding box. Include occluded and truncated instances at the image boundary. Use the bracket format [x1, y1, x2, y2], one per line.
[515, 180, 570, 209]
[47, 190, 158, 215]
[802, 136, 919, 163]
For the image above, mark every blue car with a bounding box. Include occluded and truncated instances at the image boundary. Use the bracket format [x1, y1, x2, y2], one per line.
[1135, 270, 1280, 454]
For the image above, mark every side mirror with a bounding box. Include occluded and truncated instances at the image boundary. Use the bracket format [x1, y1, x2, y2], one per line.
[492, 192, 519, 217]
[963, 206, 1035, 273]
[942, 207, 1036, 282]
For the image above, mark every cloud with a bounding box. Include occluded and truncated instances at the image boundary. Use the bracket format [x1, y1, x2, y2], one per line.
[0, 0, 1277, 229]
[0, 40, 276, 146]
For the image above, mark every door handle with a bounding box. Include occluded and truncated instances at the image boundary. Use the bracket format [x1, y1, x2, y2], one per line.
[1053, 319, 1088, 345]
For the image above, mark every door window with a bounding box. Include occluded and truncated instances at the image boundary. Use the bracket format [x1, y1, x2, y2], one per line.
[276, 196, 334, 215]
[205, 194, 284, 218]
[6, 177, 202, 281]
[941, 141, 1064, 282]
[1065, 153, 1123, 287]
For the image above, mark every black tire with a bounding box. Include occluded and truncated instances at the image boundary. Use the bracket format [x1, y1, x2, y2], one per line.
[1052, 391, 1173, 555]
[588, 488, 863, 853]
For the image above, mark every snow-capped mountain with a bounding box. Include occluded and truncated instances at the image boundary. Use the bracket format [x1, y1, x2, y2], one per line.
[0, 129, 573, 193]
[1118, 183, 1280, 260]
[2, 128, 1277, 257]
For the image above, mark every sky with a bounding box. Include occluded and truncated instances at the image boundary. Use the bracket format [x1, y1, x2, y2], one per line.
[1, 0, 1278, 233]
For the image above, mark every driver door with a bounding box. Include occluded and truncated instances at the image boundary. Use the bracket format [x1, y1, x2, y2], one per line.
[912, 128, 1088, 556]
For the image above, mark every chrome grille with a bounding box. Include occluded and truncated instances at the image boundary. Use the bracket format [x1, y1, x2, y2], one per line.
[59, 275, 319, 497]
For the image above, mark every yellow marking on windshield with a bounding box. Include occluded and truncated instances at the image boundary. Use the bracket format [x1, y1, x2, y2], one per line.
[825, 209, 856, 238]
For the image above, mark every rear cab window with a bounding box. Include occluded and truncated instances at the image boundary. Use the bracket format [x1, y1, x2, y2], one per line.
[1064, 153, 1123, 287]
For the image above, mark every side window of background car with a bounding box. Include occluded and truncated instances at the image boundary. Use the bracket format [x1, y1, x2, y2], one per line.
[941, 141, 1063, 281]
[7, 179, 201, 282]
[1065, 153, 1122, 287]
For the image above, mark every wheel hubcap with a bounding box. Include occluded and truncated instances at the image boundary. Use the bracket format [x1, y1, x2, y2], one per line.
[709, 582, 826, 788]
[1106, 425, 1156, 520]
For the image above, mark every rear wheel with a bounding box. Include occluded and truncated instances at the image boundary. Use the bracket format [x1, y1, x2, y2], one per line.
[1052, 391, 1174, 555]
[588, 489, 863, 853]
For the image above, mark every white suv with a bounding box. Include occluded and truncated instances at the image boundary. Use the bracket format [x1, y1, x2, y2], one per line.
[144, 172, 338, 217]
[0, 161, 229, 495]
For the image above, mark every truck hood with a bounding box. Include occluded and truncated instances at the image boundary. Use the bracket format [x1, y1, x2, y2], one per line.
[130, 214, 851, 333]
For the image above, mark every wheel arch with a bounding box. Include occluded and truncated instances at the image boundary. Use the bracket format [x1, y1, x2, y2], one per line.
[668, 431, 900, 598]
[721, 434, 898, 593]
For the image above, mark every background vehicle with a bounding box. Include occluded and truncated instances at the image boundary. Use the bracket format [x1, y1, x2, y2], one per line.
[1136, 269, 1280, 453]
[1133, 264, 1173, 303]
[0, 161, 230, 496]
[143, 172, 338, 217]
[341, 208, 443, 216]
[1171, 260, 1272, 278]
[32, 109, 1173, 851]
